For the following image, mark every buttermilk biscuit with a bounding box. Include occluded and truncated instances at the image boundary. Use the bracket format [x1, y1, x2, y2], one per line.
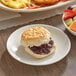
[1, 0, 31, 9]
[21, 26, 56, 58]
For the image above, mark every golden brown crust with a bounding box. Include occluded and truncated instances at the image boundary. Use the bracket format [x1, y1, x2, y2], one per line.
[33, 0, 60, 5]
[21, 26, 50, 40]
[0, 0, 31, 9]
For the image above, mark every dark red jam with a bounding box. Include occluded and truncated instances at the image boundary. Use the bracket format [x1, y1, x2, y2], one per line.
[29, 39, 54, 54]
[68, 7, 73, 10]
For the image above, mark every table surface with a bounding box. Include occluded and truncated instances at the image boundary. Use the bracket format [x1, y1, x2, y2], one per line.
[0, 15, 76, 76]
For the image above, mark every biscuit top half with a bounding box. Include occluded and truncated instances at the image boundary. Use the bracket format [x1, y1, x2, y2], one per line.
[21, 26, 51, 41]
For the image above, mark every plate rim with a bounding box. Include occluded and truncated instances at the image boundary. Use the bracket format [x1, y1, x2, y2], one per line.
[7, 24, 71, 66]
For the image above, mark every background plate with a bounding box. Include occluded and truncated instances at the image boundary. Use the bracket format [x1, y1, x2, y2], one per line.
[0, 1, 75, 12]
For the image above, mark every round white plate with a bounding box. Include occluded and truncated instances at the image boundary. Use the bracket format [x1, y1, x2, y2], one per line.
[7, 24, 71, 66]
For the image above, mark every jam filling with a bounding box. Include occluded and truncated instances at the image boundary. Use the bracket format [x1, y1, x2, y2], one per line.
[29, 39, 54, 54]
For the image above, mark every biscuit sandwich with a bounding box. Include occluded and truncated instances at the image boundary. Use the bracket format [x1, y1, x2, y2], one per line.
[21, 26, 56, 58]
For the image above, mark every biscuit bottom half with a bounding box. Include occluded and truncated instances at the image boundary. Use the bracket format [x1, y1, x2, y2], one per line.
[29, 39, 54, 54]
[21, 39, 56, 58]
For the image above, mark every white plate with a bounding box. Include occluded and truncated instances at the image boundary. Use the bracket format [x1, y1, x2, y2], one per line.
[7, 24, 71, 66]
[0, 1, 75, 12]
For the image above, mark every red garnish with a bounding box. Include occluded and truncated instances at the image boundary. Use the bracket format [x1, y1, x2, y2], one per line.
[64, 9, 76, 20]
[28, 4, 41, 9]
